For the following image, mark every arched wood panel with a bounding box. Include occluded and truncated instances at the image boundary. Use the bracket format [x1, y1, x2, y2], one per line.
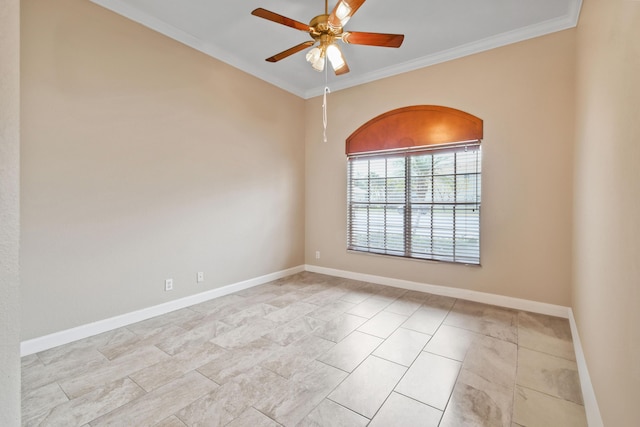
[346, 105, 483, 155]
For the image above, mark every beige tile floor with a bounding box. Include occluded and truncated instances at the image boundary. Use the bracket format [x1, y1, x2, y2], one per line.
[21, 272, 588, 426]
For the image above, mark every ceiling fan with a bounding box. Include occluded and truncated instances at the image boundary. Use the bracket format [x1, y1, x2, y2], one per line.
[251, 0, 405, 75]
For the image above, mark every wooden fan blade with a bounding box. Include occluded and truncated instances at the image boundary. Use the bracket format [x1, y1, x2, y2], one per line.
[334, 59, 350, 75]
[327, 44, 350, 75]
[328, 0, 367, 29]
[342, 31, 404, 48]
[251, 8, 310, 32]
[266, 41, 315, 63]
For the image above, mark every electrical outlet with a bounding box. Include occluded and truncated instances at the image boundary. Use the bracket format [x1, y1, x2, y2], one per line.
[197, 272, 204, 283]
[315, 251, 320, 259]
[165, 278, 173, 291]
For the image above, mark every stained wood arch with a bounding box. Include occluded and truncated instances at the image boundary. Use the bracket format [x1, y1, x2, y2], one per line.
[346, 105, 483, 155]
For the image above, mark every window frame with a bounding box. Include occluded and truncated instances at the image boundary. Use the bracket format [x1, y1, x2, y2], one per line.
[347, 140, 482, 265]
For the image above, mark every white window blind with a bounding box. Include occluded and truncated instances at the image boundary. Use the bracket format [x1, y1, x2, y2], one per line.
[347, 141, 481, 264]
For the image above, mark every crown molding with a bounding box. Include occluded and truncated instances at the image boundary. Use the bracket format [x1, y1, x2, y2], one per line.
[91, 0, 582, 100]
[304, 7, 582, 98]
[90, 0, 309, 97]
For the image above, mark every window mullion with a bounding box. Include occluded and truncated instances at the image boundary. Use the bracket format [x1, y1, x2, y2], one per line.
[453, 152, 458, 262]
[430, 155, 434, 256]
[404, 154, 411, 257]
[347, 161, 352, 247]
[367, 160, 371, 249]
[384, 159, 388, 252]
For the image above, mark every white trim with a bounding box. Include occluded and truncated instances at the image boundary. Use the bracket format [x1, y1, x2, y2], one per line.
[305, 265, 570, 318]
[568, 309, 604, 427]
[303, 12, 581, 98]
[91, 0, 582, 100]
[22, 262, 601, 424]
[20, 265, 304, 356]
[89, 0, 308, 98]
[306, 265, 606, 423]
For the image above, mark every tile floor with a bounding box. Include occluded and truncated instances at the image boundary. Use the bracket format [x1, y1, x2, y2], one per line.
[21, 272, 588, 426]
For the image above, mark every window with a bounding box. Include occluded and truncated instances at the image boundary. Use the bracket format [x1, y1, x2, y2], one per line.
[347, 142, 481, 264]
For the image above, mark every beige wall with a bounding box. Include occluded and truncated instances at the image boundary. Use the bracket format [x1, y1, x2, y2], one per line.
[0, 0, 21, 424]
[20, 0, 305, 339]
[574, 0, 640, 425]
[17, 0, 640, 422]
[305, 30, 576, 306]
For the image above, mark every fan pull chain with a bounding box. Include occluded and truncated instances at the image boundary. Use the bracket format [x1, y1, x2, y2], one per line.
[323, 86, 330, 143]
[322, 56, 329, 143]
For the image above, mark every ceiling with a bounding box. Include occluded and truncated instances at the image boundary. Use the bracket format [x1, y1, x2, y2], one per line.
[90, 0, 582, 99]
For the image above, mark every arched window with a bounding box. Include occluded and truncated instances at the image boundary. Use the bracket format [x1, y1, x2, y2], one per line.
[346, 106, 483, 264]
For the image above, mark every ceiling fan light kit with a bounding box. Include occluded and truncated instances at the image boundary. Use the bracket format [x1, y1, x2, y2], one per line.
[305, 47, 325, 71]
[251, 0, 404, 75]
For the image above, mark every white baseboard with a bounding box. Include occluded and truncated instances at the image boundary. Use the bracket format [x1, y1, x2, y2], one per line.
[305, 265, 570, 318]
[568, 309, 604, 427]
[22, 263, 602, 425]
[308, 264, 604, 425]
[20, 265, 305, 356]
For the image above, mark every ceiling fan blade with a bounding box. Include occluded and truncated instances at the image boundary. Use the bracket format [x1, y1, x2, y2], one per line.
[327, 44, 350, 75]
[328, 0, 366, 29]
[251, 8, 311, 32]
[334, 59, 350, 75]
[342, 31, 404, 48]
[266, 41, 316, 63]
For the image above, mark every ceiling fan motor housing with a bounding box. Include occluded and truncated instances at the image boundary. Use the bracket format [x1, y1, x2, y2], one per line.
[310, 14, 343, 42]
